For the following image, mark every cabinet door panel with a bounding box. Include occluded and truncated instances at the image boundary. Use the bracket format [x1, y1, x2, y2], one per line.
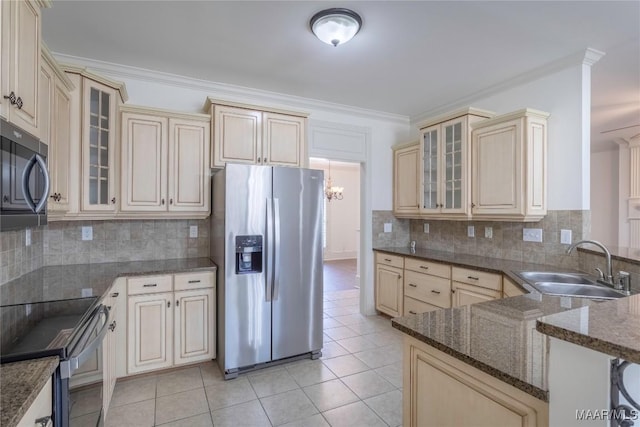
[8, 0, 41, 137]
[174, 289, 215, 365]
[120, 113, 167, 211]
[452, 282, 500, 308]
[127, 293, 173, 374]
[393, 144, 420, 215]
[420, 126, 439, 212]
[50, 82, 71, 211]
[376, 264, 403, 317]
[214, 106, 261, 166]
[168, 118, 210, 212]
[262, 112, 304, 167]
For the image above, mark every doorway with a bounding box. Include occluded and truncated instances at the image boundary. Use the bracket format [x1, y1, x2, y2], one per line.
[309, 158, 361, 293]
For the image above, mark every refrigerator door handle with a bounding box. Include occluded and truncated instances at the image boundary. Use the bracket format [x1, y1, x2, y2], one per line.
[273, 198, 281, 301]
[265, 198, 274, 302]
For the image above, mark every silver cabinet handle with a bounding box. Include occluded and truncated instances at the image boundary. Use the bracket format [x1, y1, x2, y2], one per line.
[143, 283, 157, 287]
[35, 416, 52, 427]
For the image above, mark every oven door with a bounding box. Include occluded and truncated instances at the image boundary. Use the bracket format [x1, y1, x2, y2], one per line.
[61, 304, 110, 380]
[0, 118, 50, 231]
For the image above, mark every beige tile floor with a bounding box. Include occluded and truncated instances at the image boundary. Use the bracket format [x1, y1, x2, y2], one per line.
[70, 280, 403, 427]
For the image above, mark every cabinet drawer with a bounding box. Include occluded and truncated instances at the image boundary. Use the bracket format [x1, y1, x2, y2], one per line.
[404, 270, 451, 309]
[405, 258, 451, 279]
[375, 252, 404, 269]
[128, 275, 173, 295]
[174, 271, 215, 291]
[404, 296, 441, 316]
[452, 267, 502, 291]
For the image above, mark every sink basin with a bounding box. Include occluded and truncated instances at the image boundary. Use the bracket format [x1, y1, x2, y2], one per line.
[517, 271, 600, 285]
[532, 282, 626, 299]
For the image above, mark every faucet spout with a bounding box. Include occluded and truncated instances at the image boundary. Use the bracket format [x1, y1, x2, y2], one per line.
[566, 240, 614, 286]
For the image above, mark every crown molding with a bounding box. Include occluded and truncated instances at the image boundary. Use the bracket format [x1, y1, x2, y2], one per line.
[51, 53, 410, 125]
[410, 47, 606, 125]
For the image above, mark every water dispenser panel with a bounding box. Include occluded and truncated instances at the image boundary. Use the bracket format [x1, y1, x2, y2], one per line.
[235, 235, 263, 274]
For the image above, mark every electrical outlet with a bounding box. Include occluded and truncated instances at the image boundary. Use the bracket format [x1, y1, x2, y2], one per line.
[25, 229, 31, 246]
[423, 223, 429, 233]
[383, 223, 392, 233]
[484, 227, 493, 239]
[523, 228, 543, 242]
[25, 304, 32, 316]
[560, 229, 572, 245]
[189, 225, 198, 238]
[81, 226, 93, 241]
[467, 225, 475, 238]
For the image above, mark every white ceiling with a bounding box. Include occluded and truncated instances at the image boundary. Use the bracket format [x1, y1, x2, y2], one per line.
[42, 1, 639, 151]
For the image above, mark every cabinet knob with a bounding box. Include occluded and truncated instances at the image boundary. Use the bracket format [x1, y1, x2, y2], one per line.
[3, 92, 17, 105]
[167, 301, 171, 308]
[452, 289, 456, 293]
[169, 198, 173, 205]
[15, 97, 23, 109]
[108, 321, 116, 332]
[161, 199, 165, 205]
[397, 274, 402, 279]
[111, 197, 116, 204]
[176, 300, 180, 307]
[471, 202, 476, 208]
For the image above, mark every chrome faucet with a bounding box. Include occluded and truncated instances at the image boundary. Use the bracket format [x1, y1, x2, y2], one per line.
[566, 240, 615, 287]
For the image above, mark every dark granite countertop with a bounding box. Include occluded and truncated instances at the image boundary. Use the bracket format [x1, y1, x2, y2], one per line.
[393, 294, 599, 401]
[536, 294, 640, 363]
[0, 356, 59, 427]
[0, 258, 217, 306]
[376, 246, 633, 401]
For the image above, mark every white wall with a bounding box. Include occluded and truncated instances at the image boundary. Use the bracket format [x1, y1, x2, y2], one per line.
[411, 57, 596, 211]
[591, 149, 620, 246]
[309, 159, 360, 261]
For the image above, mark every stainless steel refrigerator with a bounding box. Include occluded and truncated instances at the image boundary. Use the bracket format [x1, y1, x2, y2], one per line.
[210, 164, 324, 379]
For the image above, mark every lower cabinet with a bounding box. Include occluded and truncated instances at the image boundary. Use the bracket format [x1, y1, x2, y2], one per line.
[102, 281, 122, 420]
[376, 264, 404, 317]
[452, 282, 501, 307]
[404, 336, 548, 427]
[452, 266, 502, 308]
[16, 378, 52, 427]
[126, 271, 216, 375]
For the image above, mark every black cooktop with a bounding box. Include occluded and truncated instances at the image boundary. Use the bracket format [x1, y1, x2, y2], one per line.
[0, 297, 99, 363]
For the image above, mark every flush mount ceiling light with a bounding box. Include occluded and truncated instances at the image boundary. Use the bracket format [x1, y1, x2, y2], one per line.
[310, 8, 362, 47]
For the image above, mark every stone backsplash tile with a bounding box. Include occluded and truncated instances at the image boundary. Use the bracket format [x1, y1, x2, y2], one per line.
[0, 228, 44, 285]
[372, 211, 410, 248]
[579, 251, 640, 293]
[43, 219, 210, 266]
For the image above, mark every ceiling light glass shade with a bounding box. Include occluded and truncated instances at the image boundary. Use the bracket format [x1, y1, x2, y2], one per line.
[310, 8, 362, 47]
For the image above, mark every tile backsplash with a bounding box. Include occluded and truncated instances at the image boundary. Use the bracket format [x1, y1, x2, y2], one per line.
[372, 210, 591, 270]
[0, 219, 210, 285]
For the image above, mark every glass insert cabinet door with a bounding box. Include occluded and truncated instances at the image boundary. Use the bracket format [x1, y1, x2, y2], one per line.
[443, 120, 463, 210]
[421, 126, 438, 210]
[82, 81, 116, 211]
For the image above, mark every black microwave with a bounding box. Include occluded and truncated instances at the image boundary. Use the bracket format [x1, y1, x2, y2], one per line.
[0, 118, 50, 231]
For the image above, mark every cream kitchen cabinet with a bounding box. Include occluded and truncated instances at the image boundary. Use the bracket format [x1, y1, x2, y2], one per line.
[16, 377, 52, 427]
[375, 253, 404, 317]
[404, 258, 452, 315]
[40, 45, 73, 215]
[393, 142, 421, 217]
[417, 108, 494, 220]
[1, 0, 48, 138]
[452, 266, 502, 308]
[102, 281, 123, 420]
[126, 271, 216, 375]
[403, 335, 548, 427]
[471, 109, 549, 221]
[206, 98, 308, 168]
[119, 106, 211, 216]
[503, 275, 527, 298]
[62, 66, 128, 218]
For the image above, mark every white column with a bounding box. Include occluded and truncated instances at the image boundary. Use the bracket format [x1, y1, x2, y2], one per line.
[626, 137, 640, 247]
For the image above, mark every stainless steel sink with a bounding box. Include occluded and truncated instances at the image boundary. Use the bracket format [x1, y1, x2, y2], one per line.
[533, 282, 626, 300]
[517, 271, 600, 285]
[515, 271, 627, 299]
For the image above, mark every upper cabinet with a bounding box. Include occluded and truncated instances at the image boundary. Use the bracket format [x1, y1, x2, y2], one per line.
[40, 45, 74, 215]
[1, 0, 50, 138]
[205, 98, 308, 168]
[471, 109, 549, 221]
[61, 66, 128, 218]
[393, 142, 421, 216]
[120, 106, 210, 216]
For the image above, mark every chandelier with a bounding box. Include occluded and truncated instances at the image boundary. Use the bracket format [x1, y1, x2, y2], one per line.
[325, 161, 344, 202]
